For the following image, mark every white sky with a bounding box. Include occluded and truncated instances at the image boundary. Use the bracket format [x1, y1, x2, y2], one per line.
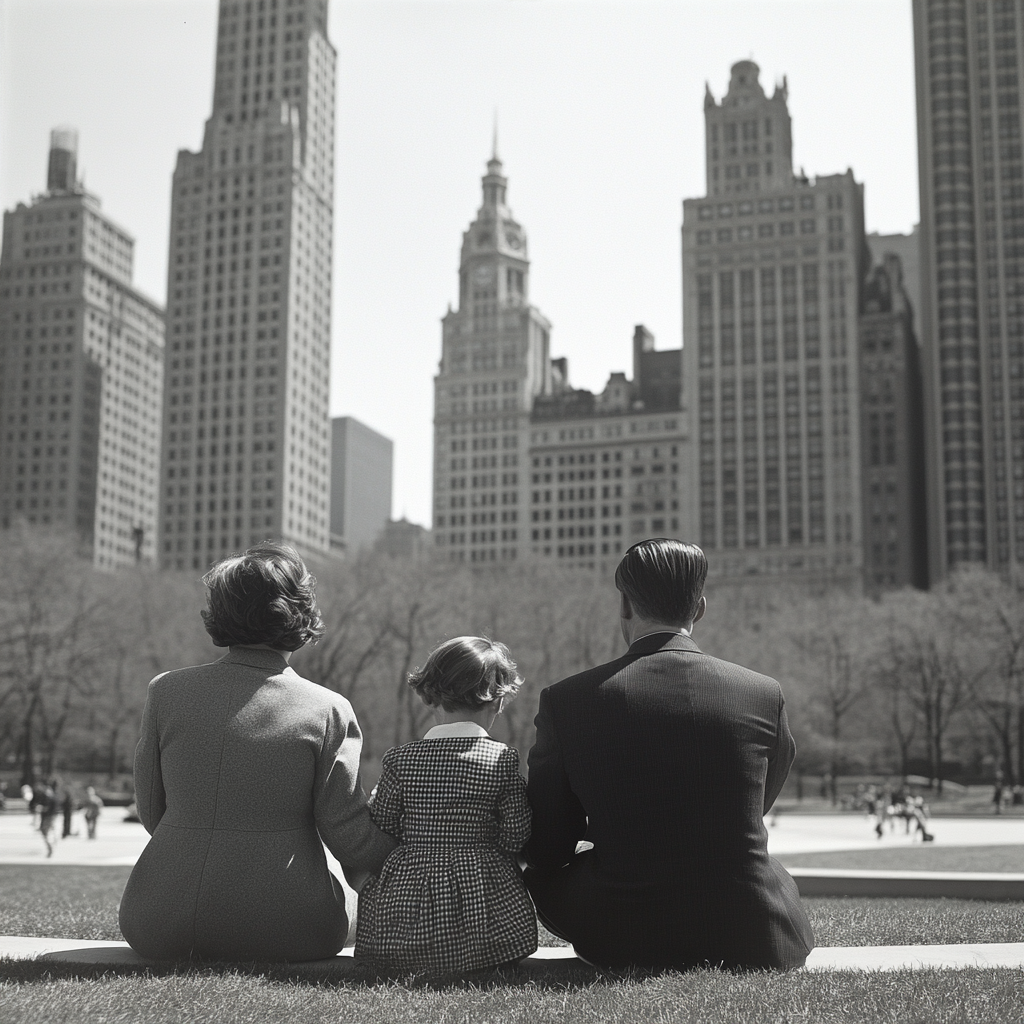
[0, 0, 918, 528]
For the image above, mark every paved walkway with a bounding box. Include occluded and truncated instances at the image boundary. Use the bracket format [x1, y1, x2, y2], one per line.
[2, 811, 1022, 867]
[2, 935, 1024, 972]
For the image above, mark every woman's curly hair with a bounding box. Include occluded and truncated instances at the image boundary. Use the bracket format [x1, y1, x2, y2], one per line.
[408, 636, 523, 713]
[200, 543, 325, 651]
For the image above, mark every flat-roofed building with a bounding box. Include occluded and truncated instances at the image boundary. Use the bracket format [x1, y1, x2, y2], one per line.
[330, 415, 392, 553]
[528, 326, 687, 575]
[913, 0, 1024, 578]
[0, 128, 164, 568]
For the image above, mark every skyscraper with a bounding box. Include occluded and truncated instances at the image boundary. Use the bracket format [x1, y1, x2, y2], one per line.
[682, 61, 870, 585]
[158, 0, 334, 570]
[860, 254, 929, 592]
[433, 151, 552, 564]
[329, 415, 392, 553]
[914, 0, 1024, 577]
[0, 129, 164, 569]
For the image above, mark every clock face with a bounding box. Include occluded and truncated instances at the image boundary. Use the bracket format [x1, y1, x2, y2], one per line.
[473, 264, 494, 285]
[505, 230, 522, 250]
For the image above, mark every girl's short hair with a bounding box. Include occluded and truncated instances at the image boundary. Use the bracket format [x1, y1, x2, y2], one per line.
[200, 543, 325, 651]
[408, 636, 523, 712]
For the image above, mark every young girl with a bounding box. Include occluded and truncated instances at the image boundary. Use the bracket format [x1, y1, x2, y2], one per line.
[355, 636, 537, 973]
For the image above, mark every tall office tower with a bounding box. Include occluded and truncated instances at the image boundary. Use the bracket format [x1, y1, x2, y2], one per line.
[159, 0, 334, 570]
[860, 255, 929, 592]
[433, 151, 552, 563]
[0, 129, 164, 569]
[682, 61, 870, 585]
[528, 326, 687, 575]
[914, 0, 1024, 577]
[329, 415, 392, 553]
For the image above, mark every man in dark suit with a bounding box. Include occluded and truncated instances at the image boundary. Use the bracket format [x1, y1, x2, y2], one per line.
[523, 539, 813, 970]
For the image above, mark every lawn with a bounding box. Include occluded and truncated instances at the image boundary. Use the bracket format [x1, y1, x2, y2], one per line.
[2, 866, 1023, 1023]
[1, 962, 1023, 1024]
[778, 844, 1024, 873]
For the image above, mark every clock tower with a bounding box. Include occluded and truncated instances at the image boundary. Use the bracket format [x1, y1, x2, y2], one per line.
[432, 150, 553, 562]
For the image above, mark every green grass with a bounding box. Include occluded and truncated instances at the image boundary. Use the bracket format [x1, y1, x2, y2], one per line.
[2, 866, 1023, 1023]
[2, 865, 1023, 948]
[0, 963, 1022, 1024]
[778, 844, 1024, 873]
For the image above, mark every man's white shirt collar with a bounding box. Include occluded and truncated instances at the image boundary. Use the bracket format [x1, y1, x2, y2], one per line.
[631, 628, 691, 646]
[422, 722, 490, 739]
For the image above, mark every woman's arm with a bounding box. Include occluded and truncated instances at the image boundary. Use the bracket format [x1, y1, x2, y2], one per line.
[314, 699, 398, 876]
[134, 677, 167, 836]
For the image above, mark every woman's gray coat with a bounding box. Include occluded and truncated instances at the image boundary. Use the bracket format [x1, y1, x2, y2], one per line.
[119, 646, 396, 961]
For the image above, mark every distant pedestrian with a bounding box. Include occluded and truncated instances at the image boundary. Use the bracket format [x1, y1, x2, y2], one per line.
[993, 781, 1006, 815]
[61, 785, 78, 837]
[38, 781, 59, 857]
[83, 786, 103, 840]
[23, 783, 39, 827]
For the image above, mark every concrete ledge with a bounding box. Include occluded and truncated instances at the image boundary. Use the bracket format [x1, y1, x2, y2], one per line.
[804, 942, 1024, 971]
[4, 936, 1024, 972]
[790, 868, 1024, 899]
[0, 937, 579, 968]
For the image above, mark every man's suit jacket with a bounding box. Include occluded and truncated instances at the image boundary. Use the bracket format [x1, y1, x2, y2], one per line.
[525, 631, 813, 970]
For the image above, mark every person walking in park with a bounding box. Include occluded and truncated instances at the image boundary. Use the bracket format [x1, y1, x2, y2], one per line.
[356, 636, 537, 974]
[523, 538, 814, 971]
[83, 786, 103, 840]
[37, 780, 60, 858]
[60, 784, 78, 838]
[119, 543, 396, 962]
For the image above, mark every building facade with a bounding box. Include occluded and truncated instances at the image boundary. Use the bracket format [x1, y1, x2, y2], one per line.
[158, 0, 334, 570]
[860, 254, 929, 592]
[432, 152, 552, 564]
[0, 129, 164, 569]
[528, 326, 687, 575]
[914, 0, 1024, 578]
[682, 61, 871, 585]
[330, 415, 392, 553]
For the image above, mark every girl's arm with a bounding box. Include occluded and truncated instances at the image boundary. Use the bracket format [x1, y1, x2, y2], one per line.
[368, 758, 404, 841]
[495, 747, 531, 853]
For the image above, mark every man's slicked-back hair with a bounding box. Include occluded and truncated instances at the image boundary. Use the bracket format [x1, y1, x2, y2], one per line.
[200, 542, 325, 651]
[614, 539, 708, 625]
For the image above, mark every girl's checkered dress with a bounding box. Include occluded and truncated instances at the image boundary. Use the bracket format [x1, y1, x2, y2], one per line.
[355, 736, 538, 973]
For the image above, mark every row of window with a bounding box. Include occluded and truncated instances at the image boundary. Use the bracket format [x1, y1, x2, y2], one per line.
[696, 194, 827, 220]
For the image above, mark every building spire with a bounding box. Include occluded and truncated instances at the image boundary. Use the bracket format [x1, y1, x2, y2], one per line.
[492, 109, 499, 162]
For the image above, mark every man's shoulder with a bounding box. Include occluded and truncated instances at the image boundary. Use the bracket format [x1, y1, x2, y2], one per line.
[541, 653, 634, 704]
[543, 647, 783, 701]
[690, 650, 782, 690]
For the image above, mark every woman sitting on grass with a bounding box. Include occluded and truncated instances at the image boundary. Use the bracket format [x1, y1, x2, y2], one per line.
[119, 543, 396, 962]
[355, 636, 538, 973]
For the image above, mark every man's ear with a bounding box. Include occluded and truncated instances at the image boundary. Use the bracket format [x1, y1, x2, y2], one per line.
[692, 595, 707, 625]
[619, 590, 633, 620]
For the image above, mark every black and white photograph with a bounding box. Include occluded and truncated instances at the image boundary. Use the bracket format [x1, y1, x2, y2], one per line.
[0, 1, 1023, 1020]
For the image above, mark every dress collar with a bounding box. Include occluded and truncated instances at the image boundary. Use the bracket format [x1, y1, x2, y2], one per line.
[422, 722, 490, 740]
[221, 646, 291, 671]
